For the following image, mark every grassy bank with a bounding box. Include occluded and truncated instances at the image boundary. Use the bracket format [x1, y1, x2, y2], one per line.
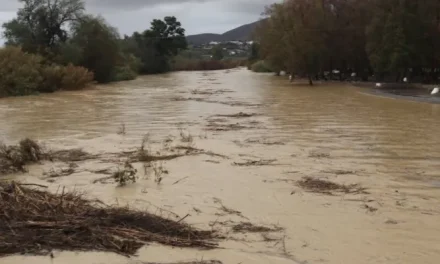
[0, 47, 94, 98]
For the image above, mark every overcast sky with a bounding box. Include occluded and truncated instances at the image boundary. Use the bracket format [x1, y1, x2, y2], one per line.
[0, 0, 279, 43]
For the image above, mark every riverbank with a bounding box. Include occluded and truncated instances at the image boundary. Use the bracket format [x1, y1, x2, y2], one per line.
[353, 82, 440, 104]
[0, 46, 245, 99]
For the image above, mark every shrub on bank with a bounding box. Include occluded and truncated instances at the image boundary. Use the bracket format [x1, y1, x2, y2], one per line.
[111, 54, 141, 81]
[0, 47, 44, 97]
[171, 57, 246, 71]
[0, 47, 94, 97]
[59, 64, 94, 90]
[251, 60, 273, 73]
[112, 65, 138, 81]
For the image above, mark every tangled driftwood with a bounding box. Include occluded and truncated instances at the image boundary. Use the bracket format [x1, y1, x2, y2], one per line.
[0, 182, 217, 257]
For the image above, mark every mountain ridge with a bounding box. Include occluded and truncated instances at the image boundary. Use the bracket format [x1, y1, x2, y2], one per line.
[186, 20, 260, 45]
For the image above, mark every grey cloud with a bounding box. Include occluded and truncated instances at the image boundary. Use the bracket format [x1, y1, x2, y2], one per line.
[224, 0, 274, 15]
[0, 1, 21, 12]
[86, 0, 208, 11]
[86, 0, 274, 14]
[1, 0, 277, 39]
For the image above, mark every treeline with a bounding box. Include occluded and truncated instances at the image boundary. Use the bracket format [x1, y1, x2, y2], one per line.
[1, 0, 187, 97]
[256, 0, 440, 85]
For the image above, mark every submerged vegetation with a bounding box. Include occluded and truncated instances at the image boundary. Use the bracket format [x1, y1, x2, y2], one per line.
[0, 139, 47, 174]
[297, 177, 367, 195]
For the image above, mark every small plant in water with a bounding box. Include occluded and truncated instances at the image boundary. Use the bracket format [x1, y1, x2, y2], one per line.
[136, 133, 151, 161]
[162, 135, 174, 149]
[140, 133, 150, 152]
[113, 161, 137, 186]
[143, 162, 151, 179]
[117, 123, 126, 135]
[152, 162, 166, 184]
[199, 132, 208, 139]
[179, 129, 193, 144]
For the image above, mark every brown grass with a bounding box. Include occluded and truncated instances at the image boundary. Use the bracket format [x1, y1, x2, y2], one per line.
[0, 182, 218, 257]
[232, 222, 283, 233]
[145, 261, 222, 264]
[59, 64, 94, 91]
[205, 122, 249, 132]
[233, 159, 277, 166]
[213, 198, 247, 219]
[51, 149, 96, 162]
[171, 97, 261, 107]
[212, 112, 259, 118]
[297, 177, 367, 195]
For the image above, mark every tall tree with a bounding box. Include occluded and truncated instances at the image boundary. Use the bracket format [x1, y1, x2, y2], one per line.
[367, 0, 427, 81]
[132, 16, 187, 74]
[211, 45, 224, 60]
[257, 4, 288, 75]
[70, 16, 121, 83]
[3, 0, 85, 55]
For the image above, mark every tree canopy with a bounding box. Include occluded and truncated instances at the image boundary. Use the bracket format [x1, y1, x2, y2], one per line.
[124, 16, 188, 74]
[2, 0, 188, 84]
[256, 0, 440, 85]
[3, 0, 85, 55]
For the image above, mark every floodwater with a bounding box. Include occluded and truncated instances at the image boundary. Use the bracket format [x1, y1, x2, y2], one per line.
[1, 68, 440, 264]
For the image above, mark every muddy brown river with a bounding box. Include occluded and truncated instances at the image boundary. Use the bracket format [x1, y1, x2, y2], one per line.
[1, 68, 440, 264]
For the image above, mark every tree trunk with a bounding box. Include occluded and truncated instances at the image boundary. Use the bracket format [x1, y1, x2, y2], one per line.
[308, 75, 313, 86]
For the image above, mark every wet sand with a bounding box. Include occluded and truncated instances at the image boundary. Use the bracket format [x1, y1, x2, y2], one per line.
[1, 68, 440, 264]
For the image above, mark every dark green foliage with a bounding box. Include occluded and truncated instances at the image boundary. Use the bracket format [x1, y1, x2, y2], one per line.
[211, 46, 224, 61]
[2, 0, 85, 54]
[70, 16, 121, 83]
[111, 53, 141, 81]
[128, 16, 188, 74]
[248, 43, 260, 63]
[257, 0, 440, 84]
[2, 0, 188, 95]
[251, 60, 273, 73]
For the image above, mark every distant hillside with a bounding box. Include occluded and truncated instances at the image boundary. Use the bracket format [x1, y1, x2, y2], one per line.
[186, 20, 261, 45]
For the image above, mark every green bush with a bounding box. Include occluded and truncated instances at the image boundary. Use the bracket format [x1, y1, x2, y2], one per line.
[251, 60, 274, 73]
[112, 65, 138, 81]
[0, 47, 94, 97]
[0, 47, 43, 97]
[111, 53, 140, 81]
[59, 64, 94, 90]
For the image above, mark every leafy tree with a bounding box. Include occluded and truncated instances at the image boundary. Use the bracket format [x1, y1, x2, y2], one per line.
[366, 0, 427, 81]
[248, 42, 260, 62]
[2, 0, 85, 55]
[131, 16, 187, 74]
[257, 5, 288, 75]
[70, 16, 121, 83]
[211, 45, 224, 61]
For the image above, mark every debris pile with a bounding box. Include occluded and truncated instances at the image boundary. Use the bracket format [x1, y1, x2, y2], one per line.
[0, 182, 217, 257]
[0, 139, 46, 174]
